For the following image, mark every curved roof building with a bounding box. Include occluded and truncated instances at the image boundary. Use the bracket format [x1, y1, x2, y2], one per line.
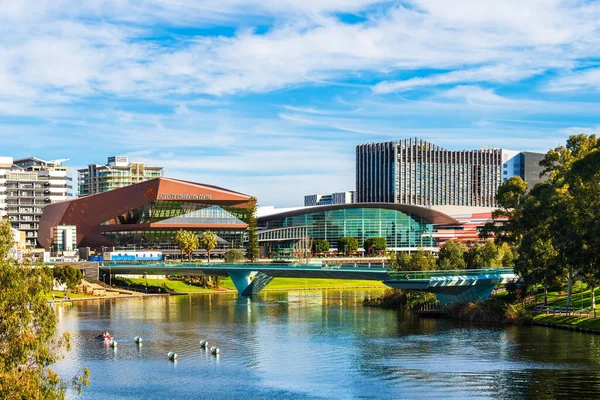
[257, 203, 458, 256]
[39, 177, 253, 250]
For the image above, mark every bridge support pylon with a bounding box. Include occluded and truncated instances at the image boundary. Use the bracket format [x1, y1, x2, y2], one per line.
[228, 271, 274, 296]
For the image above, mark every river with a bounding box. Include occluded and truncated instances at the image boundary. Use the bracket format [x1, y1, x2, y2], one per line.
[53, 290, 600, 399]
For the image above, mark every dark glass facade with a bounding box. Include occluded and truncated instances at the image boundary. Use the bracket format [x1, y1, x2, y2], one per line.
[102, 201, 246, 225]
[100, 200, 247, 250]
[356, 138, 503, 207]
[262, 207, 434, 250]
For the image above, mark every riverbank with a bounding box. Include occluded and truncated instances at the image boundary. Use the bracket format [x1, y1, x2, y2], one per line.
[533, 314, 600, 333]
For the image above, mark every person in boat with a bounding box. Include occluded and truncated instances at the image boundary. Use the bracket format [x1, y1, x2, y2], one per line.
[97, 331, 112, 339]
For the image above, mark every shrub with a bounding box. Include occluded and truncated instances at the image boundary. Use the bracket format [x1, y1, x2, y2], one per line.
[224, 249, 244, 263]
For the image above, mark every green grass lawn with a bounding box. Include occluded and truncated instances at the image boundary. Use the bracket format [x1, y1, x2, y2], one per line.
[119, 277, 386, 293]
[119, 278, 217, 293]
[46, 290, 101, 300]
[534, 314, 600, 330]
[536, 283, 600, 309]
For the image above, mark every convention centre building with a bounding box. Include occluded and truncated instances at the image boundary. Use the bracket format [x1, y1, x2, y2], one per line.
[38, 177, 253, 254]
[257, 203, 459, 258]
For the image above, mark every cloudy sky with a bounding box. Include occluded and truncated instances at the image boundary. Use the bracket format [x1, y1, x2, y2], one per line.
[1, 0, 600, 206]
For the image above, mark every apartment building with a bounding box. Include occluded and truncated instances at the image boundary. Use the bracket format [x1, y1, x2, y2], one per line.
[0, 157, 71, 247]
[78, 156, 163, 197]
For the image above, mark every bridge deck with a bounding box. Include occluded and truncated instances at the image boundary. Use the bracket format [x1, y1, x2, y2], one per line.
[100, 263, 389, 280]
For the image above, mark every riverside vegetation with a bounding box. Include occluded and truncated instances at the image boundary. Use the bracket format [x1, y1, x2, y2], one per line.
[366, 134, 600, 328]
[0, 218, 89, 399]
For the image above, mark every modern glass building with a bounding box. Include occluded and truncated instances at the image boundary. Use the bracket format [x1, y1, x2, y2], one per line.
[39, 177, 252, 253]
[258, 203, 457, 257]
[356, 138, 503, 207]
[356, 138, 547, 207]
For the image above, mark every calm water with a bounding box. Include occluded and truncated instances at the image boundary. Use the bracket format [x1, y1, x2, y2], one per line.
[54, 290, 600, 399]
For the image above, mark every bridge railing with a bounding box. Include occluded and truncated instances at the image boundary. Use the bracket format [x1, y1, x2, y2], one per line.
[387, 268, 515, 281]
[101, 261, 388, 271]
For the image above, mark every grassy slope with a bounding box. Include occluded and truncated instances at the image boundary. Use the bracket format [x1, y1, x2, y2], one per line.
[534, 314, 600, 330]
[530, 282, 600, 330]
[122, 277, 386, 293]
[543, 284, 600, 309]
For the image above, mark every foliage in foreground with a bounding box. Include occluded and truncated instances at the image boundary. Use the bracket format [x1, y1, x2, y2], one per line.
[0, 260, 89, 399]
[363, 289, 436, 309]
[446, 297, 533, 325]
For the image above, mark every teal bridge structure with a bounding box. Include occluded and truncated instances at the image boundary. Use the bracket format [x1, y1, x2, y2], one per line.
[99, 263, 517, 304]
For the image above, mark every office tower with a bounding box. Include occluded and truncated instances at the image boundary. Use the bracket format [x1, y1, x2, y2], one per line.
[356, 138, 545, 207]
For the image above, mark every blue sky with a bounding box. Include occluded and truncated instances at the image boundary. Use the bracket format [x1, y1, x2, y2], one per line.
[1, 0, 600, 206]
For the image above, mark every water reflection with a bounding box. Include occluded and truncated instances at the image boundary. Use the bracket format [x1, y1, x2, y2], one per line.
[54, 291, 600, 399]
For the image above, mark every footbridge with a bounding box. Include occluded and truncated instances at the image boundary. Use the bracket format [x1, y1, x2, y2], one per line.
[99, 263, 517, 302]
[100, 262, 388, 296]
[384, 268, 518, 303]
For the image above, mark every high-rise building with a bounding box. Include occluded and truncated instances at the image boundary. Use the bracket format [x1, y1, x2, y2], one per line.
[304, 191, 355, 207]
[78, 156, 163, 197]
[356, 138, 545, 207]
[0, 157, 71, 247]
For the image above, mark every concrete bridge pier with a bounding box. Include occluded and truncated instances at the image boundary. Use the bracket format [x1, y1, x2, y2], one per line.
[228, 271, 274, 296]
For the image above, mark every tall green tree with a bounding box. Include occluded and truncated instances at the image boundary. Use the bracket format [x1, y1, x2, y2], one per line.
[0, 242, 89, 398]
[174, 230, 199, 262]
[436, 240, 467, 270]
[199, 231, 218, 263]
[245, 197, 259, 262]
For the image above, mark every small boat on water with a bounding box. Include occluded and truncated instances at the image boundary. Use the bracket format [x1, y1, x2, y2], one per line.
[210, 347, 220, 356]
[134, 336, 143, 344]
[96, 333, 114, 340]
[168, 351, 177, 361]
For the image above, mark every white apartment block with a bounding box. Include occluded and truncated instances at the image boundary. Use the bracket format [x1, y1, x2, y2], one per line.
[0, 157, 71, 247]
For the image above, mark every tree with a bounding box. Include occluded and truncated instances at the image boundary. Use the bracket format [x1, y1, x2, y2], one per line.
[199, 231, 218, 263]
[389, 250, 435, 271]
[312, 239, 330, 253]
[436, 240, 467, 270]
[174, 230, 199, 262]
[53, 265, 83, 292]
[407, 250, 436, 271]
[245, 197, 259, 262]
[337, 237, 358, 255]
[0, 243, 89, 398]
[363, 237, 386, 256]
[224, 249, 244, 263]
[0, 217, 14, 259]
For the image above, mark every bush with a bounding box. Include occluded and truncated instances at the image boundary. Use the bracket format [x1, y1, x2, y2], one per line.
[337, 237, 358, 254]
[446, 297, 533, 325]
[224, 249, 244, 263]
